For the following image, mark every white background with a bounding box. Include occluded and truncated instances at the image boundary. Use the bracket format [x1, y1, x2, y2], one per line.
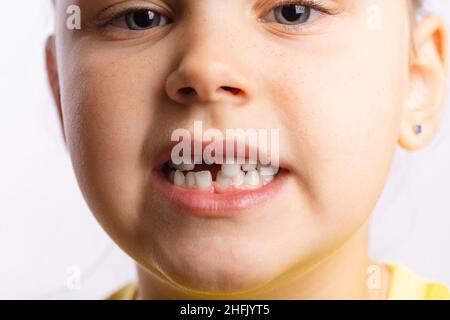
[0, 1, 449, 299]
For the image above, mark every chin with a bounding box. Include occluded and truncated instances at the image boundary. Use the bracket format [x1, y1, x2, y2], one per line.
[150, 241, 286, 295]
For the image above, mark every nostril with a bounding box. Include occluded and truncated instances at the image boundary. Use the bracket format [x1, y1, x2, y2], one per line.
[175, 86, 244, 103]
[178, 87, 196, 96]
[221, 86, 242, 96]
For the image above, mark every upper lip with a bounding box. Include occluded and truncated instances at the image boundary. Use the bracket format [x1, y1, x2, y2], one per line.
[153, 137, 285, 169]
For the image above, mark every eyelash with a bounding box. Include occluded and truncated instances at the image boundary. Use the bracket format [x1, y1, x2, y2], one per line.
[266, 0, 334, 16]
[261, 0, 335, 32]
[99, 7, 169, 29]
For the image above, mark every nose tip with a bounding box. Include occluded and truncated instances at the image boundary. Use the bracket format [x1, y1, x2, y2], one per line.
[165, 56, 252, 107]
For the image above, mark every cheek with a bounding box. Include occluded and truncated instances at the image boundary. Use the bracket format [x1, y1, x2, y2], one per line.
[58, 46, 168, 237]
[269, 19, 409, 227]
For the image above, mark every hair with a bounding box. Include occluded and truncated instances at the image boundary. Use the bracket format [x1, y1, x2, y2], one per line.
[409, 0, 424, 58]
[411, 0, 425, 19]
[412, 0, 424, 10]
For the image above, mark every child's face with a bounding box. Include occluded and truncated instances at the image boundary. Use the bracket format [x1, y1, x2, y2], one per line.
[49, 0, 446, 294]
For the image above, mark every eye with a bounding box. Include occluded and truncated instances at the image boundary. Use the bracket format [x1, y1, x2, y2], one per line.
[110, 9, 172, 30]
[262, 3, 321, 26]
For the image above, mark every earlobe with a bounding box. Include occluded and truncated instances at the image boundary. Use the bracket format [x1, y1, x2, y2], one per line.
[45, 35, 66, 144]
[399, 14, 449, 151]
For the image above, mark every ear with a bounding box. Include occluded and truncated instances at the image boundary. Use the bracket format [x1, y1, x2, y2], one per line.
[46, 35, 66, 144]
[399, 14, 449, 151]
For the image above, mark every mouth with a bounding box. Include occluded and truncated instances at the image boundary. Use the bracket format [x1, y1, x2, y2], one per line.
[150, 142, 289, 217]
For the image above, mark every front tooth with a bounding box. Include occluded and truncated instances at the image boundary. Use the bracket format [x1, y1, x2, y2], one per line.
[244, 170, 261, 188]
[257, 164, 279, 176]
[216, 171, 233, 191]
[185, 172, 196, 188]
[241, 163, 257, 172]
[195, 171, 213, 190]
[221, 164, 241, 178]
[232, 170, 245, 187]
[174, 170, 185, 187]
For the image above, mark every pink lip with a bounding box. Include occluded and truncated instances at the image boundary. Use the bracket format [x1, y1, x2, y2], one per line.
[150, 169, 288, 217]
[154, 139, 277, 169]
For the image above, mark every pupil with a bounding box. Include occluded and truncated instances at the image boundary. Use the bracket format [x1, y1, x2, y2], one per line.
[133, 11, 155, 28]
[281, 5, 306, 22]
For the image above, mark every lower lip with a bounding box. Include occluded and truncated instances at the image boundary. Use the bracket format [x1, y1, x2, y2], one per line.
[150, 168, 288, 217]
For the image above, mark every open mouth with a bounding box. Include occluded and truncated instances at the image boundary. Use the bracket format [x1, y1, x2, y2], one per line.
[150, 142, 288, 216]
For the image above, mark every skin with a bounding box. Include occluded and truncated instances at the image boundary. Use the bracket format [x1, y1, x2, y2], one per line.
[46, 0, 448, 299]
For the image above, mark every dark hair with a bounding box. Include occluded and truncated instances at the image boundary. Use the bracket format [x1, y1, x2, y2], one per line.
[412, 0, 423, 9]
[411, 0, 424, 15]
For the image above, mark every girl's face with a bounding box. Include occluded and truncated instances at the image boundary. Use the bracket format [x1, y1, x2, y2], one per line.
[48, 0, 447, 295]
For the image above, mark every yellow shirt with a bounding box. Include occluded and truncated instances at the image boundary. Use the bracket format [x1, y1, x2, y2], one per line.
[386, 264, 449, 300]
[107, 264, 449, 300]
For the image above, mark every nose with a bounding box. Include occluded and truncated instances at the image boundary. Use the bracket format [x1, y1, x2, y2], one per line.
[165, 37, 253, 107]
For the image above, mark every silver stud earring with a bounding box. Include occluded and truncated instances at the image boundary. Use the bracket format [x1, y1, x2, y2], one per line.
[414, 124, 423, 135]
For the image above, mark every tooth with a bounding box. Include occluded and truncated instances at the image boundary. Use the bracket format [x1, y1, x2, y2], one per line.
[168, 170, 175, 183]
[172, 162, 195, 171]
[244, 170, 261, 188]
[262, 175, 274, 185]
[216, 171, 233, 192]
[185, 172, 196, 188]
[182, 163, 195, 171]
[170, 160, 195, 171]
[221, 164, 241, 178]
[174, 170, 185, 187]
[257, 164, 279, 176]
[241, 164, 256, 172]
[195, 171, 213, 190]
[232, 170, 245, 187]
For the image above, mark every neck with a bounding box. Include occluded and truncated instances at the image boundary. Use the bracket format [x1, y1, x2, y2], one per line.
[136, 219, 390, 300]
